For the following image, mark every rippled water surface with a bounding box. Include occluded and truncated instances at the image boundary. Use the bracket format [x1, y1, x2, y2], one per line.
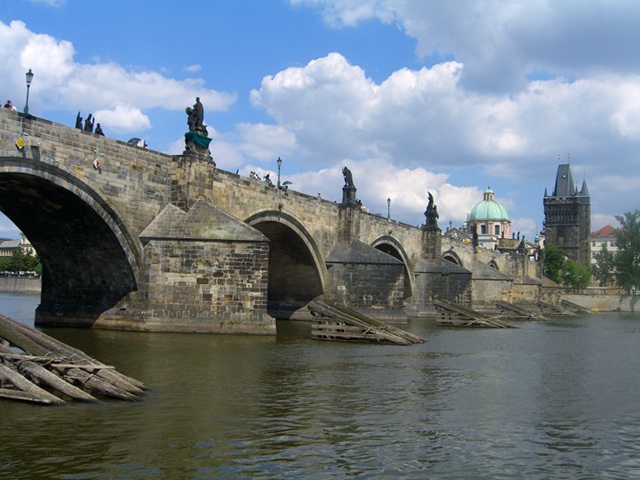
[1, 292, 639, 479]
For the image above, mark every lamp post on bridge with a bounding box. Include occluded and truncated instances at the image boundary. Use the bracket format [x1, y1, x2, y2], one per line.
[387, 197, 391, 220]
[23, 69, 34, 115]
[277, 157, 282, 189]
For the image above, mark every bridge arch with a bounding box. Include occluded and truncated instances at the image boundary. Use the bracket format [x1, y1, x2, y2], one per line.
[245, 210, 326, 319]
[371, 234, 415, 299]
[0, 157, 140, 324]
[442, 249, 464, 267]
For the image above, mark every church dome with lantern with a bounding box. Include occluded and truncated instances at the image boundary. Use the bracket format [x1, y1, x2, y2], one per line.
[467, 187, 512, 248]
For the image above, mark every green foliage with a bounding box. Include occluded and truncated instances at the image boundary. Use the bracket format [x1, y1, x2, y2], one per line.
[543, 244, 565, 283]
[543, 244, 590, 291]
[0, 249, 41, 274]
[592, 243, 616, 287]
[562, 258, 591, 291]
[613, 210, 640, 294]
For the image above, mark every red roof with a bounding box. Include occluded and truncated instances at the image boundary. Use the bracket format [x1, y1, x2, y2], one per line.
[591, 225, 616, 237]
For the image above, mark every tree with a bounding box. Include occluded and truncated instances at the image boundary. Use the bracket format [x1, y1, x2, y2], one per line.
[613, 210, 640, 294]
[0, 249, 40, 274]
[543, 244, 565, 283]
[592, 243, 616, 287]
[563, 258, 591, 291]
[542, 243, 590, 290]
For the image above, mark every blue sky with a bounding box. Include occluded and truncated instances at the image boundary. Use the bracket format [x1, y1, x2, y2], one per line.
[1, 0, 639, 241]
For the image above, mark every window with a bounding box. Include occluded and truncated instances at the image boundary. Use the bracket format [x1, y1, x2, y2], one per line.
[481, 225, 487, 234]
[494, 225, 500, 235]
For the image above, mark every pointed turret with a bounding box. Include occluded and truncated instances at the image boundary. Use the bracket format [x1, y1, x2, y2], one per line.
[580, 179, 589, 196]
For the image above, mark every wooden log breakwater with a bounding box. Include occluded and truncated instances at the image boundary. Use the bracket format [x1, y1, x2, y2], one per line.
[309, 300, 426, 345]
[560, 299, 593, 314]
[495, 302, 551, 321]
[434, 300, 515, 328]
[0, 313, 145, 405]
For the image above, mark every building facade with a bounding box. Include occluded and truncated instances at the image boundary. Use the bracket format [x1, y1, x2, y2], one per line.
[0, 234, 34, 257]
[590, 225, 618, 265]
[543, 163, 591, 268]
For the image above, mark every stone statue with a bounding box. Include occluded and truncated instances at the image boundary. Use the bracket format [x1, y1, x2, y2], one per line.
[424, 191, 439, 228]
[342, 167, 354, 187]
[75, 112, 83, 129]
[193, 97, 203, 128]
[84, 114, 94, 133]
[186, 97, 208, 136]
[184, 97, 212, 156]
[472, 224, 479, 247]
[95, 123, 104, 136]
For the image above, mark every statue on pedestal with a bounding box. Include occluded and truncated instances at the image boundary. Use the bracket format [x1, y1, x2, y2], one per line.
[423, 192, 439, 229]
[184, 97, 212, 158]
[341, 166, 358, 206]
[342, 167, 354, 187]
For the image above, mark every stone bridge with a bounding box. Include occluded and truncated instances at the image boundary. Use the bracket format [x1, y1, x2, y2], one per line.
[0, 109, 540, 334]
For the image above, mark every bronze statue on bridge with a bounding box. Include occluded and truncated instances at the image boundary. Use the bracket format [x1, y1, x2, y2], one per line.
[185, 97, 212, 157]
[342, 166, 354, 187]
[423, 192, 439, 229]
[341, 166, 359, 206]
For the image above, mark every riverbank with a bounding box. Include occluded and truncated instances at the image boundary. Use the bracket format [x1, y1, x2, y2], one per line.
[561, 292, 638, 312]
[0, 276, 41, 294]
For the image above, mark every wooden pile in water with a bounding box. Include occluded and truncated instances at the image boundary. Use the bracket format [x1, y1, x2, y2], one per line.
[308, 300, 425, 345]
[434, 300, 515, 328]
[495, 301, 551, 321]
[0, 313, 145, 405]
[537, 301, 577, 317]
[561, 299, 593, 314]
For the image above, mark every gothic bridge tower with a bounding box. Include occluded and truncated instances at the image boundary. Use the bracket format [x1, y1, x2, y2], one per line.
[543, 162, 591, 268]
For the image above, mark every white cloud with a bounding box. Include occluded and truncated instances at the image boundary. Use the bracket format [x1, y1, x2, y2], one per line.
[0, 20, 236, 133]
[291, 0, 396, 27]
[184, 64, 201, 73]
[93, 104, 151, 133]
[251, 52, 640, 181]
[293, 0, 640, 92]
[236, 123, 297, 162]
[511, 217, 538, 238]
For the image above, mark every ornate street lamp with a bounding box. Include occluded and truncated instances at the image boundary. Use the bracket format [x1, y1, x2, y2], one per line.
[24, 69, 34, 114]
[277, 157, 282, 188]
[387, 197, 391, 219]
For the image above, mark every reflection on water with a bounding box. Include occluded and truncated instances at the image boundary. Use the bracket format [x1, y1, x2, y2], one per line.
[1, 293, 639, 479]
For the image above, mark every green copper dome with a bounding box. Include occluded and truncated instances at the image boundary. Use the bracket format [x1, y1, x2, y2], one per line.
[468, 187, 510, 221]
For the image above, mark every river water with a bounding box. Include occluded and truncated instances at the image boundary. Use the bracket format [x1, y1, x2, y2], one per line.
[1, 292, 639, 479]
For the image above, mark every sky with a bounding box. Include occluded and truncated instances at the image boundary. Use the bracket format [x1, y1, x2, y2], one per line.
[1, 0, 638, 242]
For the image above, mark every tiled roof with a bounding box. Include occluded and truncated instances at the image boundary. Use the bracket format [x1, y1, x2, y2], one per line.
[591, 225, 616, 237]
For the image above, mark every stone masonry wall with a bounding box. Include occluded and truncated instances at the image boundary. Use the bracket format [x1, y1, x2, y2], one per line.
[327, 263, 405, 309]
[99, 238, 275, 334]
